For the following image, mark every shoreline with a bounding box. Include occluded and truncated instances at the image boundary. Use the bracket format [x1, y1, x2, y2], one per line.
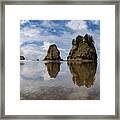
[20, 59, 97, 63]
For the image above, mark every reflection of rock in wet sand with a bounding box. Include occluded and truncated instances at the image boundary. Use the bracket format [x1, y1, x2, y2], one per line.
[68, 62, 97, 88]
[20, 62, 25, 72]
[20, 62, 25, 65]
[45, 62, 61, 78]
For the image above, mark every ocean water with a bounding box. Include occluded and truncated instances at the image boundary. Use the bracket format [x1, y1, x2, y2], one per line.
[20, 61, 100, 100]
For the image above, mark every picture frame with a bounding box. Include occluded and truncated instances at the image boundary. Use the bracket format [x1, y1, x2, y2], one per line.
[0, 0, 119, 119]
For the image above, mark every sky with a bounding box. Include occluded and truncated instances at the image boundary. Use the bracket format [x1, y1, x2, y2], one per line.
[20, 20, 100, 60]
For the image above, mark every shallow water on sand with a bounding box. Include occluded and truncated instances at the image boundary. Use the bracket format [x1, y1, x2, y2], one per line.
[20, 61, 100, 100]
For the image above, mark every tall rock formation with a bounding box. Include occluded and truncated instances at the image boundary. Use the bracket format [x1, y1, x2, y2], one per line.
[67, 34, 97, 62]
[43, 44, 62, 61]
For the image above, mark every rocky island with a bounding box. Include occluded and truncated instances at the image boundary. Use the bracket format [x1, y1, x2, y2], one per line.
[20, 56, 25, 60]
[67, 34, 97, 62]
[43, 34, 97, 62]
[43, 44, 63, 61]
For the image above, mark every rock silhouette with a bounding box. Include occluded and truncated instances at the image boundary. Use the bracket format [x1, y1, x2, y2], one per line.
[45, 62, 61, 78]
[68, 62, 97, 88]
[67, 34, 97, 61]
[43, 44, 63, 61]
[20, 56, 25, 60]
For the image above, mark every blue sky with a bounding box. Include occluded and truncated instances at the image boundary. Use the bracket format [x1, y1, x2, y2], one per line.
[20, 20, 100, 60]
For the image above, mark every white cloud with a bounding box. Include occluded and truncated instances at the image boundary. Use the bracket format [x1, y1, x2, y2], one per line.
[66, 20, 92, 39]
[92, 20, 100, 25]
[20, 20, 30, 25]
[20, 44, 46, 60]
[20, 27, 40, 40]
[66, 20, 87, 31]
[41, 20, 52, 27]
[20, 25, 60, 43]
[42, 41, 53, 51]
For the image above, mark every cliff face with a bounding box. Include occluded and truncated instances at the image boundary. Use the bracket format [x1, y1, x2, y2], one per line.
[67, 34, 97, 61]
[43, 44, 62, 61]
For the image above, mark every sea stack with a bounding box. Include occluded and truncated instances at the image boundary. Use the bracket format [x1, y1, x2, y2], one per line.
[67, 34, 97, 62]
[20, 56, 25, 60]
[43, 44, 63, 61]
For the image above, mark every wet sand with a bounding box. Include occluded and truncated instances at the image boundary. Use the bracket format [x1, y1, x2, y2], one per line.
[20, 61, 100, 100]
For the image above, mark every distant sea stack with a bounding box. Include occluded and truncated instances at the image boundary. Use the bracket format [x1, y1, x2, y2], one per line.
[43, 44, 63, 61]
[67, 34, 97, 62]
[20, 56, 25, 60]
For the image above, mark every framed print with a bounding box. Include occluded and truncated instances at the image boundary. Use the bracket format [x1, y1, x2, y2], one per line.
[0, 0, 119, 119]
